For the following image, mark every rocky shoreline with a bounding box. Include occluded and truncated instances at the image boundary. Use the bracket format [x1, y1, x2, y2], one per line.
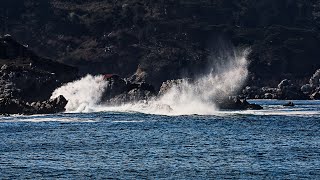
[1, 35, 319, 115]
[0, 35, 78, 115]
[2, 1, 320, 114]
[241, 69, 320, 100]
[0, 95, 67, 115]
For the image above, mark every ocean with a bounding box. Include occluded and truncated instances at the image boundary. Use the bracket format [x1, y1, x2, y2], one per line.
[1, 100, 320, 179]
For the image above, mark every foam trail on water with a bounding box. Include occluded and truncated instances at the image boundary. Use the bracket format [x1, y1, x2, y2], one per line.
[51, 48, 250, 115]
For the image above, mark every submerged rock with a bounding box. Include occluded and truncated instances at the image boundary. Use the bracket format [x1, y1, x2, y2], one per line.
[283, 101, 295, 107]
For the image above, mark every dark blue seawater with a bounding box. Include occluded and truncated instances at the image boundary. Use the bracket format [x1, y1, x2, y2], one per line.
[1, 100, 320, 179]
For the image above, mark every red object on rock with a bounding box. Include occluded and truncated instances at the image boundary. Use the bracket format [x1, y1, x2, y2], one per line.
[103, 74, 120, 80]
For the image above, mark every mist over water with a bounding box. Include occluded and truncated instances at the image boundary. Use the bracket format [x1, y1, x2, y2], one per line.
[51, 48, 250, 115]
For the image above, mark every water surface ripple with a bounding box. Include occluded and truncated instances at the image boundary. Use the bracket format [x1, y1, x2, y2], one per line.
[0, 100, 320, 179]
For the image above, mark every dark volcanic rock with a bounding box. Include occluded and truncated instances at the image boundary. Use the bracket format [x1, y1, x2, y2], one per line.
[0, 35, 78, 102]
[217, 97, 263, 110]
[283, 101, 295, 107]
[0, 35, 77, 114]
[0, 95, 67, 115]
[101, 75, 156, 105]
[276, 79, 308, 100]
[242, 79, 308, 100]
[31, 95, 68, 114]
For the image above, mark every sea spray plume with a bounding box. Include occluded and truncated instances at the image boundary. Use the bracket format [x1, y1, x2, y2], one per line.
[203, 48, 250, 98]
[51, 75, 108, 112]
[105, 48, 251, 115]
[152, 48, 250, 115]
[50, 48, 250, 115]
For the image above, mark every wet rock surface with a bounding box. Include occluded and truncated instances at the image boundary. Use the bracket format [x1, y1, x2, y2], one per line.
[217, 97, 263, 110]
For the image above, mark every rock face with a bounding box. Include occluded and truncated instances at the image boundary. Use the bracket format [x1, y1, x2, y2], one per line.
[277, 79, 308, 100]
[309, 69, 320, 86]
[0, 35, 78, 102]
[242, 79, 308, 100]
[301, 69, 320, 100]
[3, 0, 320, 89]
[101, 75, 156, 105]
[0, 35, 78, 114]
[0, 95, 67, 115]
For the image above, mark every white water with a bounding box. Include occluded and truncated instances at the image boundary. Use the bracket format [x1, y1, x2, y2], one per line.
[51, 75, 108, 112]
[51, 49, 250, 115]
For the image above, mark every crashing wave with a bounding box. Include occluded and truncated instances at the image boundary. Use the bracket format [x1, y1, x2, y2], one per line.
[51, 48, 250, 115]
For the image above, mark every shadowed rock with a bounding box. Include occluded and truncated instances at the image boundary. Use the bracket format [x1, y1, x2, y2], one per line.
[0, 35, 78, 102]
[101, 75, 156, 105]
[217, 97, 263, 110]
[0, 95, 67, 115]
[0, 36, 77, 115]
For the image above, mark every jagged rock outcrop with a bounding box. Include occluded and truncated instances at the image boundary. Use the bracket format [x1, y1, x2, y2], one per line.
[0, 35, 78, 114]
[301, 69, 320, 99]
[217, 97, 263, 110]
[277, 79, 308, 100]
[0, 35, 78, 102]
[101, 75, 156, 105]
[242, 79, 309, 100]
[0, 95, 67, 115]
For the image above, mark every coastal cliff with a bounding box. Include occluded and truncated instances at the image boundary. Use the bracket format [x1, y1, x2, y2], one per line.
[2, 0, 320, 89]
